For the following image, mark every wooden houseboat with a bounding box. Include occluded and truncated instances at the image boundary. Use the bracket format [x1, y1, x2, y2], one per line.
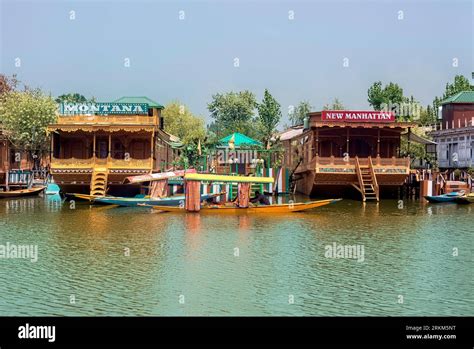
[47, 97, 182, 197]
[282, 110, 416, 201]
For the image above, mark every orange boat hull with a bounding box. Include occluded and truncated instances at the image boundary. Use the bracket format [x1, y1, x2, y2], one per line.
[149, 199, 341, 213]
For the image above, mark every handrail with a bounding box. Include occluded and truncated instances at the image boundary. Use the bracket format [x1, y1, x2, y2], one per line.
[355, 156, 365, 199]
[368, 156, 379, 201]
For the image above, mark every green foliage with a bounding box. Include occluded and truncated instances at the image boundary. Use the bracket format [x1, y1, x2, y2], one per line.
[0, 90, 57, 156]
[207, 90, 257, 137]
[256, 89, 282, 149]
[289, 100, 312, 126]
[162, 101, 206, 144]
[55, 93, 93, 104]
[368, 81, 405, 111]
[322, 98, 345, 110]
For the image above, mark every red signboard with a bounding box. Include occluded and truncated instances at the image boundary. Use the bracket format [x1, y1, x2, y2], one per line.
[321, 110, 395, 122]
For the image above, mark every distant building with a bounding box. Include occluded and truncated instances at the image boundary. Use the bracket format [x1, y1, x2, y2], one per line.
[430, 91, 474, 169]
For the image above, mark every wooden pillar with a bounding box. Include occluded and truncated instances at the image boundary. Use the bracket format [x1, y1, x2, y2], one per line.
[346, 128, 350, 155]
[108, 134, 112, 158]
[377, 129, 380, 157]
[315, 128, 319, 157]
[237, 183, 250, 208]
[407, 127, 411, 155]
[185, 180, 201, 212]
[151, 130, 155, 169]
[93, 133, 96, 159]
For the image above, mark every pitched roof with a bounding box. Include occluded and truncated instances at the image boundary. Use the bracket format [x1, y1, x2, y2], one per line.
[113, 96, 164, 109]
[440, 91, 474, 105]
[218, 132, 262, 147]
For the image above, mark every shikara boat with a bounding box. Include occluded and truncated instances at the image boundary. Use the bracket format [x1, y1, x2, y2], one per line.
[92, 193, 222, 207]
[424, 191, 465, 203]
[63, 193, 97, 202]
[455, 193, 474, 204]
[0, 186, 46, 198]
[147, 198, 342, 214]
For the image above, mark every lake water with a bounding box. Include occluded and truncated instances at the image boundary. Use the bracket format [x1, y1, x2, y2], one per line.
[0, 195, 472, 316]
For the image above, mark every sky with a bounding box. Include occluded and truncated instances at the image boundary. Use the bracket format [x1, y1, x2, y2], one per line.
[1, 0, 473, 127]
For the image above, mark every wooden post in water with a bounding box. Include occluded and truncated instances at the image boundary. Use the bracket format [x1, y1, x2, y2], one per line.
[237, 183, 250, 208]
[184, 180, 201, 212]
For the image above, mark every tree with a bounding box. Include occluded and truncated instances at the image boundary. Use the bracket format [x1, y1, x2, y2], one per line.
[323, 97, 345, 110]
[368, 81, 405, 111]
[55, 93, 91, 104]
[207, 90, 257, 138]
[289, 100, 312, 126]
[256, 89, 282, 149]
[0, 74, 19, 96]
[0, 89, 57, 168]
[162, 101, 206, 144]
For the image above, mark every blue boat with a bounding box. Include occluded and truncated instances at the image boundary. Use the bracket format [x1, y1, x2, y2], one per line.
[92, 193, 221, 207]
[424, 191, 465, 203]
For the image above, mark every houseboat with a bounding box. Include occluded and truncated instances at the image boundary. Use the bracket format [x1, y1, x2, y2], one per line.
[47, 97, 182, 197]
[282, 110, 416, 201]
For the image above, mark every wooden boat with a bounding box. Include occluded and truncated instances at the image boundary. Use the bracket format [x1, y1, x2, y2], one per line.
[424, 191, 465, 203]
[455, 193, 474, 204]
[123, 169, 196, 184]
[92, 193, 222, 207]
[64, 193, 98, 202]
[147, 198, 342, 214]
[0, 186, 46, 198]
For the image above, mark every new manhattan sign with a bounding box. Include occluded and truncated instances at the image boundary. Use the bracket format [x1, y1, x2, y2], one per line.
[60, 102, 149, 115]
[322, 110, 395, 122]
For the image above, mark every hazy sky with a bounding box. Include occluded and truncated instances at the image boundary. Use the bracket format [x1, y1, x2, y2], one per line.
[1, 0, 473, 126]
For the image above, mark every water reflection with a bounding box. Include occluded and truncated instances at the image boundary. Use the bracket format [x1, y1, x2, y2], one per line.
[0, 196, 472, 316]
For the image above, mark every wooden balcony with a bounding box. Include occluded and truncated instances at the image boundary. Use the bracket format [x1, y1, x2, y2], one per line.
[50, 157, 153, 170]
[296, 156, 410, 174]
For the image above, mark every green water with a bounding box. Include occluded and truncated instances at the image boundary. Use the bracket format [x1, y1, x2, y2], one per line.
[0, 195, 472, 316]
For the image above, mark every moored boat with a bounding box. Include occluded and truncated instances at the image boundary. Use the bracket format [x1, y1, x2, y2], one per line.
[455, 193, 474, 204]
[146, 198, 342, 214]
[0, 186, 46, 198]
[424, 191, 465, 203]
[92, 192, 222, 207]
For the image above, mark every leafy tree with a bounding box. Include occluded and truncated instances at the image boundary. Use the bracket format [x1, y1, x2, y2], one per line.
[368, 81, 405, 111]
[162, 101, 206, 144]
[322, 97, 345, 110]
[0, 74, 19, 96]
[289, 100, 312, 126]
[207, 90, 257, 138]
[55, 93, 92, 104]
[0, 89, 57, 168]
[256, 89, 282, 149]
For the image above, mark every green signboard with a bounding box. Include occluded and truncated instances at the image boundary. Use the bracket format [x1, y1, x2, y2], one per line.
[60, 103, 149, 115]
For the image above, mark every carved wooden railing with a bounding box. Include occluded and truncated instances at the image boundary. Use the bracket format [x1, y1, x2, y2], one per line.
[51, 157, 153, 170]
[56, 115, 157, 125]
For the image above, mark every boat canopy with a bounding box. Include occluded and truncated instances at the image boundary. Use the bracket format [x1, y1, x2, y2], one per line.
[123, 169, 196, 184]
[184, 173, 274, 183]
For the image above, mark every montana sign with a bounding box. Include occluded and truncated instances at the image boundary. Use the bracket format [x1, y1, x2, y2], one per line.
[321, 111, 395, 122]
[60, 103, 149, 115]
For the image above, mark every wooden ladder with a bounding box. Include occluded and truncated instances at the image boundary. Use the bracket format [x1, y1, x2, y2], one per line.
[354, 156, 379, 202]
[90, 168, 108, 197]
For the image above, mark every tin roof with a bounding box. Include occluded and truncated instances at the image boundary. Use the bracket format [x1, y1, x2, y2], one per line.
[440, 91, 474, 105]
[113, 96, 164, 109]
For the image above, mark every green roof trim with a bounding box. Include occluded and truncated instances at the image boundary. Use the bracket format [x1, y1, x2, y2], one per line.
[113, 96, 164, 109]
[218, 132, 262, 147]
[440, 91, 474, 105]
